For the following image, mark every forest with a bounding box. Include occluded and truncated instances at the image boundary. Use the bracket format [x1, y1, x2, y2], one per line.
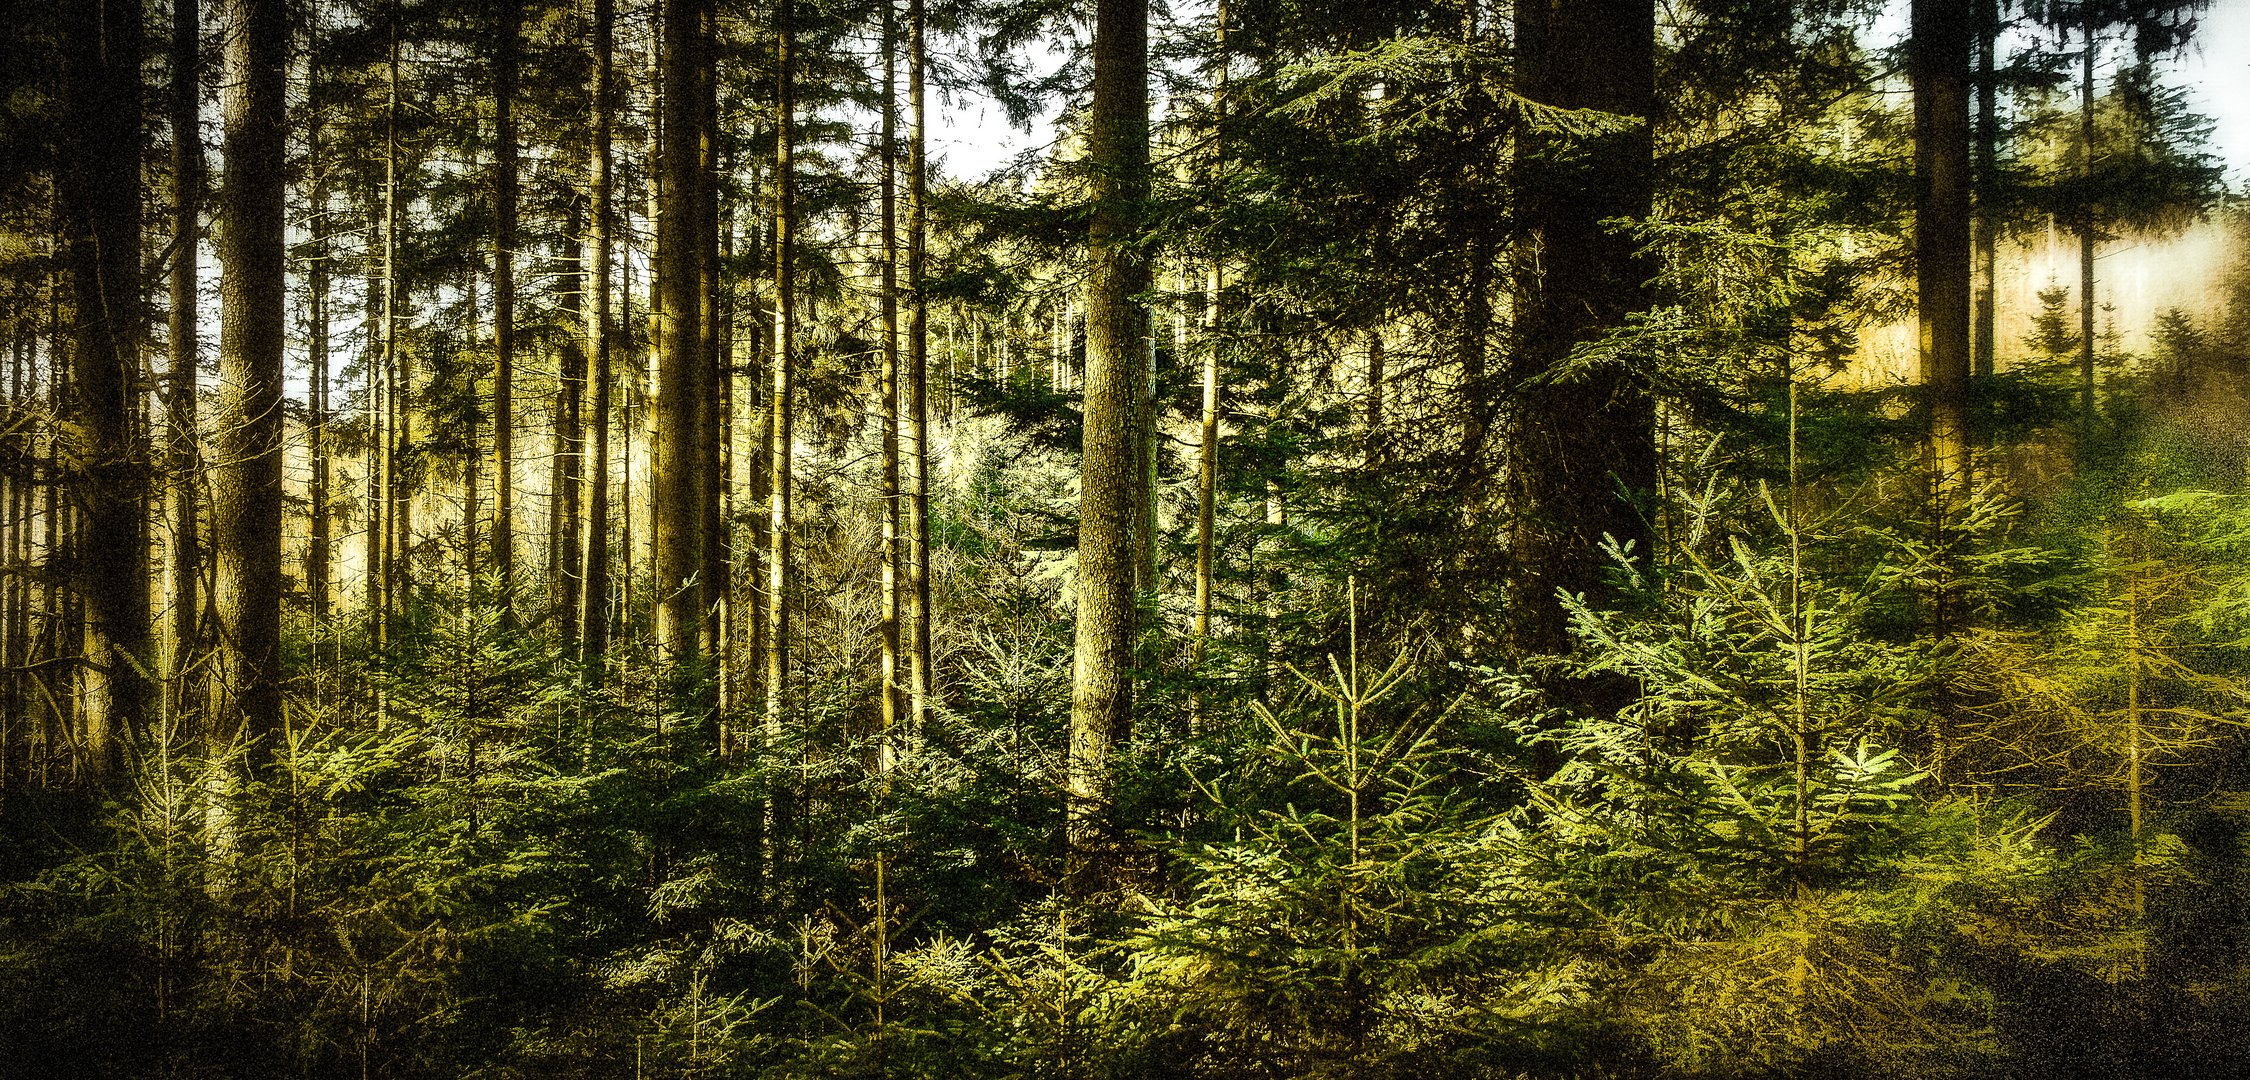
[1, 0, 2247, 1075]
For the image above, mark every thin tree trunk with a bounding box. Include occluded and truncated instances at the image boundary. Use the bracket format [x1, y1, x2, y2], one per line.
[168, 0, 203, 728]
[376, 22, 401, 653]
[1195, 2, 1226, 690]
[2078, 17, 2098, 424]
[582, 0, 616, 678]
[60, 0, 152, 777]
[309, 89, 331, 625]
[1972, 0, 1998, 378]
[364, 204, 383, 642]
[491, 0, 521, 601]
[906, 0, 933, 730]
[210, 0, 286, 747]
[556, 208, 586, 638]
[880, 1, 902, 740]
[1914, 0, 1973, 500]
[697, 0, 725, 678]
[1068, 0, 1151, 890]
[767, 0, 797, 727]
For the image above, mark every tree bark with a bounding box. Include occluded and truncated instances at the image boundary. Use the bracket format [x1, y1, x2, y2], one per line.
[1195, 2, 1227, 707]
[1068, 0, 1151, 888]
[1972, 0, 1998, 379]
[59, 0, 152, 777]
[880, 1, 902, 741]
[582, 0, 615, 678]
[309, 74, 331, 626]
[556, 207, 586, 639]
[697, 0, 726, 683]
[653, 0, 706, 661]
[1505, 0, 1657, 661]
[906, 0, 933, 731]
[491, 0, 521, 601]
[210, 0, 286, 747]
[1914, 0, 1973, 497]
[766, 0, 797, 728]
[2078, 17, 2098, 424]
[375, 23, 402, 653]
[167, 0, 203, 729]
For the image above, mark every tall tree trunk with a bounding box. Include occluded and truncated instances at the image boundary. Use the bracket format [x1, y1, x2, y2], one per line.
[308, 81, 331, 626]
[1505, 0, 1657, 661]
[491, 0, 521, 601]
[880, 0, 902, 741]
[582, 0, 615, 678]
[210, 0, 286, 747]
[556, 208, 586, 637]
[744, 214, 771, 719]
[1194, 0, 1227, 712]
[168, 0, 203, 729]
[766, 0, 797, 728]
[59, 0, 151, 777]
[2077, 17, 2098, 424]
[376, 23, 401, 653]
[1914, 0, 1973, 500]
[1068, 0, 1150, 889]
[653, 0, 706, 661]
[364, 204, 383, 640]
[905, 0, 932, 730]
[1972, 0, 1998, 378]
[697, 0, 727, 696]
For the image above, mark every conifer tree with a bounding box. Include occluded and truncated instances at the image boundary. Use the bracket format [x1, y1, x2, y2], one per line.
[1069, 0, 1153, 884]
[210, 0, 286, 745]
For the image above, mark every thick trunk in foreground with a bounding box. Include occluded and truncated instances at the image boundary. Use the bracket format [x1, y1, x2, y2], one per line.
[1068, 0, 1151, 890]
[60, 0, 152, 776]
[1914, 0, 1974, 501]
[1505, 0, 1657, 660]
[210, 0, 287, 747]
[653, 0, 707, 661]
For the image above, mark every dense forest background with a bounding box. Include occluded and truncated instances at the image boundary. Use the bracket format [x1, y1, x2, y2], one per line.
[4, 0, 2250, 1076]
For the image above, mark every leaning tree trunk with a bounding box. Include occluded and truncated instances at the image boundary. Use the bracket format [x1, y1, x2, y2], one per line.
[59, 0, 152, 777]
[210, 0, 287, 748]
[1505, 0, 1657, 663]
[1068, 0, 1151, 894]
